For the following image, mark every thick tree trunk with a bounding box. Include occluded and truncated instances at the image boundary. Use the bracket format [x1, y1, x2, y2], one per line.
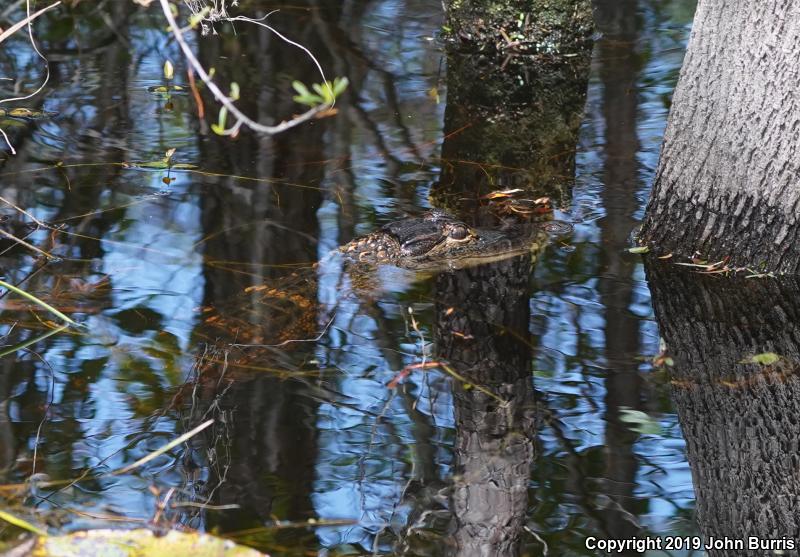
[431, 31, 592, 215]
[443, 0, 592, 56]
[432, 51, 591, 211]
[435, 255, 538, 557]
[646, 262, 800, 556]
[640, 2, 800, 274]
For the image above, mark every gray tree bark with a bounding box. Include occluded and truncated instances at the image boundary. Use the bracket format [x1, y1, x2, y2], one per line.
[435, 255, 538, 557]
[646, 262, 800, 556]
[640, 1, 800, 274]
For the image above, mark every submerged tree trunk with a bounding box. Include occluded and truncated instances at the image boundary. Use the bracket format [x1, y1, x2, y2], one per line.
[646, 262, 800, 555]
[421, 11, 592, 553]
[640, 2, 800, 274]
[436, 255, 538, 557]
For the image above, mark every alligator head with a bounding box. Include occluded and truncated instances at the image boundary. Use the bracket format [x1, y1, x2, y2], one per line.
[340, 209, 553, 271]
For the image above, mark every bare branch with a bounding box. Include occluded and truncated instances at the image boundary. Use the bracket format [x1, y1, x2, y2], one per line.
[157, 0, 331, 135]
[0, 1, 60, 45]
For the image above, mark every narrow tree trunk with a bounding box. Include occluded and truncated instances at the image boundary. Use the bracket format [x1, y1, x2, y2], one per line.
[646, 262, 800, 555]
[640, 2, 800, 274]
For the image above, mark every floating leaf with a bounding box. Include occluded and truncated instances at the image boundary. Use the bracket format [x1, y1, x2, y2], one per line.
[481, 188, 525, 200]
[147, 84, 187, 94]
[628, 246, 650, 254]
[17, 529, 266, 556]
[123, 160, 197, 170]
[742, 352, 781, 365]
[0, 107, 58, 119]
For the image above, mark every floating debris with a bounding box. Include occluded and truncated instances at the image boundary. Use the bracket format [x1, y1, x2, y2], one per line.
[122, 160, 197, 170]
[123, 148, 197, 170]
[147, 84, 188, 94]
[0, 107, 58, 120]
[6, 529, 267, 556]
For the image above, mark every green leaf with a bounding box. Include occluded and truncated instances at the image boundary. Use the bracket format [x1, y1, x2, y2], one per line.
[618, 407, 662, 436]
[333, 77, 349, 96]
[292, 80, 311, 97]
[163, 60, 174, 80]
[293, 93, 324, 107]
[229, 82, 240, 101]
[743, 352, 781, 365]
[212, 106, 228, 135]
[188, 6, 211, 28]
[292, 78, 348, 107]
[628, 246, 650, 254]
[312, 82, 327, 97]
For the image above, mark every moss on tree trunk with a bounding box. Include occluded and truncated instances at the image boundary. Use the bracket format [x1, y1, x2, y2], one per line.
[443, 0, 593, 56]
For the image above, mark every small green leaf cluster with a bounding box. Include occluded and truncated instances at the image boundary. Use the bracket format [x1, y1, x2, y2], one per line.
[211, 82, 241, 135]
[292, 77, 349, 107]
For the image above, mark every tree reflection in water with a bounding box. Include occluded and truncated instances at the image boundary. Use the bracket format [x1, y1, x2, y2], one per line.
[648, 263, 800, 556]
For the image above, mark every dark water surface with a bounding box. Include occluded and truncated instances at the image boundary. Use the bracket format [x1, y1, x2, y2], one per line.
[0, 0, 705, 555]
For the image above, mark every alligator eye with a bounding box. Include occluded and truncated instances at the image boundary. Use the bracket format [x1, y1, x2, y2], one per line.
[449, 225, 469, 240]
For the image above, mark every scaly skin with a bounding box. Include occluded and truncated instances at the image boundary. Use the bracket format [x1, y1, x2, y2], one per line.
[339, 209, 551, 270]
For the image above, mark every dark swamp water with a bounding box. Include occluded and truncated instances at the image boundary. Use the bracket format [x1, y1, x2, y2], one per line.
[4, 1, 799, 556]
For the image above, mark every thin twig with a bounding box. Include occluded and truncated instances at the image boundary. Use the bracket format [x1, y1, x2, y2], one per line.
[0, 127, 16, 155]
[0, 195, 48, 228]
[228, 14, 330, 100]
[0, 228, 53, 259]
[157, 0, 330, 135]
[111, 418, 214, 475]
[0, 1, 60, 45]
[0, 0, 59, 154]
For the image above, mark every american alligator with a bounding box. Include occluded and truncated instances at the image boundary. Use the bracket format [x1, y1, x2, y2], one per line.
[338, 209, 559, 271]
[200, 206, 567, 348]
